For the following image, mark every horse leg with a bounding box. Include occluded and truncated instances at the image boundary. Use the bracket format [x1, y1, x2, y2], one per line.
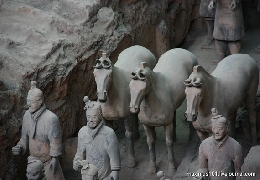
[172, 111, 176, 142]
[164, 122, 176, 176]
[143, 124, 156, 174]
[245, 93, 258, 146]
[228, 112, 237, 139]
[124, 117, 136, 167]
[197, 130, 209, 142]
[132, 113, 140, 140]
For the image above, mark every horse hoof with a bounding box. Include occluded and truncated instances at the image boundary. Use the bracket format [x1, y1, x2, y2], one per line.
[127, 156, 136, 168]
[167, 163, 176, 176]
[147, 162, 156, 174]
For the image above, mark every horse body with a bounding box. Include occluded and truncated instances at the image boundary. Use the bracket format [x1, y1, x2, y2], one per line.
[185, 54, 259, 145]
[129, 48, 198, 175]
[93, 45, 156, 167]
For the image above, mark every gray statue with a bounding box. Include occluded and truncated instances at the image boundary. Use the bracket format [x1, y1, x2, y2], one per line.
[184, 54, 259, 146]
[26, 156, 46, 180]
[12, 81, 64, 179]
[73, 97, 121, 180]
[93, 46, 156, 168]
[198, 108, 243, 180]
[129, 48, 198, 175]
[200, 0, 215, 48]
[208, 0, 244, 61]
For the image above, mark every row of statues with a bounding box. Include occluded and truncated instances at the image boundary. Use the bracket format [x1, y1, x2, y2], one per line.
[11, 44, 259, 179]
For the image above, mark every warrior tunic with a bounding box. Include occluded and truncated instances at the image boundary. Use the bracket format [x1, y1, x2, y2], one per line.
[199, 135, 243, 180]
[17, 105, 64, 180]
[213, 0, 244, 41]
[73, 122, 121, 180]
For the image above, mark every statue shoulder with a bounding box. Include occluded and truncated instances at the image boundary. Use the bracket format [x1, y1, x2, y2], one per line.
[200, 136, 213, 147]
[43, 109, 59, 122]
[78, 126, 88, 136]
[227, 137, 242, 149]
[102, 126, 117, 139]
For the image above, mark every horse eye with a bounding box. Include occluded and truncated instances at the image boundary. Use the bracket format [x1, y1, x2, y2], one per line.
[96, 60, 101, 65]
[198, 93, 201, 96]
[109, 74, 112, 77]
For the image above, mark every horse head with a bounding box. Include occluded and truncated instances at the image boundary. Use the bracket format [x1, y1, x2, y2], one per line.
[129, 62, 152, 113]
[93, 53, 113, 102]
[183, 71, 203, 122]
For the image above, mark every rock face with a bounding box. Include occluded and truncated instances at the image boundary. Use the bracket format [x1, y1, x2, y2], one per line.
[0, 0, 201, 178]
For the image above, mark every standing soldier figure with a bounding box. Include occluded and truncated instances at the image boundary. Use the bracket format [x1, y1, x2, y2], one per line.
[73, 96, 121, 180]
[12, 81, 64, 179]
[209, 0, 244, 62]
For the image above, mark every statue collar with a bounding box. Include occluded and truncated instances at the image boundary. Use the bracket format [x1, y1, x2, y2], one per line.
[30, 104, 46, 138]
[87, 121, 104, 139]
[212, 134, 229, 149]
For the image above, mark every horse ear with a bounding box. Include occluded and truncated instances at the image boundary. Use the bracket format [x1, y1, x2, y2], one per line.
[193, 65, 210, 77]
[139, 62, 149, 70]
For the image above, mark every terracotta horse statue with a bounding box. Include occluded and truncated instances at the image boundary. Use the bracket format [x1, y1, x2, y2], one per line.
[184, 54, 259, 145]
[129, 48, 198, 175]
[93, 45, 156, 167]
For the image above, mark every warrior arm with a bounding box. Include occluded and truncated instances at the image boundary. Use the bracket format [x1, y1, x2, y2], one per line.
[198, 143, 209, 175]
[17, 114, 29, 155]
[48, 116, 62, 157]
[233, 143, 243, 173]
[107, 131, 121, 171]
[73, 129, 86, 162]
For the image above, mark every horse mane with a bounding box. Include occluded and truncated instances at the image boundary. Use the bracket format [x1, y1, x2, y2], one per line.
[193, 65, 211, 77]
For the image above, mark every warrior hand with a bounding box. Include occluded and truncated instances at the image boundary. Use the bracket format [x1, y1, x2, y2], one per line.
[12, 145, 22, 155]
[73, 160, 82, 171]
[50, 157, 58, 175]
[110, 171, 119, 180]
[208, 1, 215, 10]
[229, 1, 238, 11]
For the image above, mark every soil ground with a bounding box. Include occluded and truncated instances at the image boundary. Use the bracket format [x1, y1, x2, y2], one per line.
[64, 7, 260, 180]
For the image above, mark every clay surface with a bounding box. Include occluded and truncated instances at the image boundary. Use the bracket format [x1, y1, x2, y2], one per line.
[73, 98, 120, 180]
[198, 109, 243, 180]
[93, 45, 156, 168]
[129, 48, 198, 177]
[184, 54, 259, 145]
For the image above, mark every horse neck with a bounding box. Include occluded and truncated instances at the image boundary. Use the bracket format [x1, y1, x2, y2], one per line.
[106, 66, 122, 104]
[199, 74, 217, 116]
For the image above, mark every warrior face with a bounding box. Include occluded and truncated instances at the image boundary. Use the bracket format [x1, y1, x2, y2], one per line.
[86, 108, 102, 129]
[27, 92, 43, 113]
[212, 122, 228, 141]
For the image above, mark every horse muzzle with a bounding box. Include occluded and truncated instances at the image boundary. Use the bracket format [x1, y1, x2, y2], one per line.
[184, 112, 197, 122]
[129, 104, 140, 114]
[97, 91, 107, 102]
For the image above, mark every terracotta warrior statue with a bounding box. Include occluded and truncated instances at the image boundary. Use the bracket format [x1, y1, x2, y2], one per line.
[26, 156, 46, 180]
[208, 0, 244, 62]
[198, 108, 243, 180]
[73, 96, 121, 180]
[12, 81, 64, 179]
[200, 0, 215, 48]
